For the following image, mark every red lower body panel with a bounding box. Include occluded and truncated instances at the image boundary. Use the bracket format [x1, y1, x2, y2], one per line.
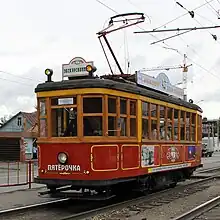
[36, 143, 202, 184]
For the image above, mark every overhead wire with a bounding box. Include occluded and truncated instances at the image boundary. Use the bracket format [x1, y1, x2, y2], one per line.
[192, 17, 218, 41]
[153, 0, 215, 30]
[0, 76, 34, 86]
[94, 0, 220, 81]
[178, 35, 202, 59]
[0, 70, 41, 87]
[95, 0, 118, 13]
[174, 1, 220, 79]
[204, 0, 220, 18]
[195, 12, 218, 25]
[174, 2, 219, 42]
[152, 1, 220, 80]
[173, 34, 220, 80]
[0, 70, 41, 83]
[126, 0, 152, 24]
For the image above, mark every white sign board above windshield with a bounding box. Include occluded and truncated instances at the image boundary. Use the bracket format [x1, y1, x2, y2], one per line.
[62, 57, 94, 78]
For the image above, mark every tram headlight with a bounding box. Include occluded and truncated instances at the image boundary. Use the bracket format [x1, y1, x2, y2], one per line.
[57, 152, 68, 164]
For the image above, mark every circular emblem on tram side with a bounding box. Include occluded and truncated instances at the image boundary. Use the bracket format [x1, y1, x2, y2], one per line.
[166, 146, 180, 162]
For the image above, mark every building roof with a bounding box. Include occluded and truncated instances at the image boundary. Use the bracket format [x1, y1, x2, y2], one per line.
[21, 112, 37, 126]
[0, 111, 37, 130]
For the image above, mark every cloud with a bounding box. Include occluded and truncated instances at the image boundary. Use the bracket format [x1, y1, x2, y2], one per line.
[0, 0, 220, 119]
[0, 65, 62, 116]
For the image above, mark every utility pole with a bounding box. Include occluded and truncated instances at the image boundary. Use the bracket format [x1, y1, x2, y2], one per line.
[182, 54, 190, 102]
[208, 123, 210, 151]
[212, 123, 215, 151]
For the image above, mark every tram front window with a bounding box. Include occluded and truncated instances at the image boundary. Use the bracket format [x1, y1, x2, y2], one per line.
[51, 107, 77, 137]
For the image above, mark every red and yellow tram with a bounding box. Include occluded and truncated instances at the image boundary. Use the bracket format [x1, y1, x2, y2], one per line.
[34, 60, 203, 200]
[34, 13, 203, 200]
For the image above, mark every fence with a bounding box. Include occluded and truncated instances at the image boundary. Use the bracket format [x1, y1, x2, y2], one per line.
[0, 160, 38, 189]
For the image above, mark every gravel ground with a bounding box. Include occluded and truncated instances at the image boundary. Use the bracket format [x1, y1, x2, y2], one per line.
[90, 179, 220, 220]
[132, 180, 220, 220]
[0, 202, 76, 220]
[0, 199, 102, 220]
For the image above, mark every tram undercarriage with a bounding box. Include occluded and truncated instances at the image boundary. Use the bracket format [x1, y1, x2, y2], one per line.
[37, 167, 200, 200]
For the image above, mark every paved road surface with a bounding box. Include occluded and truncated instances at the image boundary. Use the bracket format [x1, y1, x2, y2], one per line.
[199, 152, 220, 170]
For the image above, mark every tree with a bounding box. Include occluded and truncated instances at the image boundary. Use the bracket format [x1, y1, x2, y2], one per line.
[0, 115, 12, 127]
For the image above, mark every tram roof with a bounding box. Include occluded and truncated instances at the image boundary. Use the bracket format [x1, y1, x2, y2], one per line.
[35, 78, 202, 112]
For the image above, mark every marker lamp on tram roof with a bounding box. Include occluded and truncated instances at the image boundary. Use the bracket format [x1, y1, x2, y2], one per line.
[86, 64, 97, 76]
[45, 68, 53, 83]
[45, 68, 53, 76]
[57, 152, 68, 164]
[86, 65, 93, 72]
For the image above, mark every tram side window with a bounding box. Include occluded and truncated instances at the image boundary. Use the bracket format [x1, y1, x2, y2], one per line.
[174, 109, 179, 140]
[130, 100, 136, 137]
[180, 111, 185, 141]
[186, 112, 190, 141]
[40, 100, 46, 116]
[150, 103, 158, 140]
[83, 97, 102, 113]
[83, 97, 103, 136]
[160, 105, 166, 140]
[107, 97, 136, 137]
[120, 98, 127, 136]
[191, 113, 196, 141]
[167, 107, 173, 140]
[108, 97, 117, 136]
[39, 99, 47, 137]
[142, 102, 149, 139]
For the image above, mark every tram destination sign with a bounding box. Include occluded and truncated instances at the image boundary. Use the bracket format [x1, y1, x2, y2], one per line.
[62, 57, 94, 78]
[136, 71, 184, 99]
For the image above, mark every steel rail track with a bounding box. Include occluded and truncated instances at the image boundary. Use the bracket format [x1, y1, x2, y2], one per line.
[172, 196, 220, 220]
[0, 198, 69, 215]
[59, 176, 219, 220]
[0, 176, 218, 219]
[196, 167, 220, 174]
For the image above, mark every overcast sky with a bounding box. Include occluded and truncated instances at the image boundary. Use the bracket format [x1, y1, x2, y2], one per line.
[0, 0, 220, 118]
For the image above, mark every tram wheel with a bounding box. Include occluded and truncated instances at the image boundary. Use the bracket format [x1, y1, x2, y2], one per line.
[169, 182, 177, 188]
